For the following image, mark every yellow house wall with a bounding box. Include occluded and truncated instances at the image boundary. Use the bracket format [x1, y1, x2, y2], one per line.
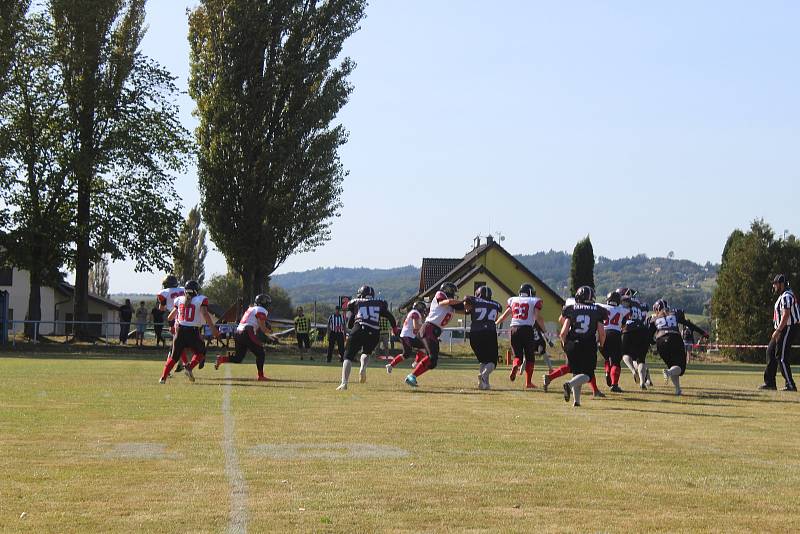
[470, 247, 563, 324]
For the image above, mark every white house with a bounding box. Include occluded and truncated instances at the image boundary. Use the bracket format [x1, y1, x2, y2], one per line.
[0, 266, 121, 337]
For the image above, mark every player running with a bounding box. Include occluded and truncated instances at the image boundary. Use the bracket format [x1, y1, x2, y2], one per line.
[404, 282, 463, 388]
[560, 286, 608, 407]
[618, 288, 652, 389]
[157, 275, 186, 371]
[495, 283, 547, 389]
[542, 289, 605, 397]
[386, 301, 428, 373]
[649, 299, 708, 396]
[159, 280, 218, 383]
[214, 294, 273, 381]
[598, 291, 630, 393]
[337, 285, 398, 391]
[465, 286, 502, 390]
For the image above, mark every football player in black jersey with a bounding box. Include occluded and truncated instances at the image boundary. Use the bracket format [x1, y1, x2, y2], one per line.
[648, 299, 708, 396]
[337, 285, 398, 391]
[464, 286, 503, 390]
[559, 286, 608, 407]
[619, 288, 652, 389]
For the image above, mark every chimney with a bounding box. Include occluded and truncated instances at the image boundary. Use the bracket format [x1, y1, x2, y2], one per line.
[486, 234, 494, 245]
[473, 235, 481, 249]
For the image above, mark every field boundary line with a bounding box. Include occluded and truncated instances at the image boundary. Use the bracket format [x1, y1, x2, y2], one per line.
[223, 366, 248, 534]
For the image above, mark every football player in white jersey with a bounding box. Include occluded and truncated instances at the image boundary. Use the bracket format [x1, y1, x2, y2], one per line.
[159, 280, 218, 383]
[495, 283, 548, 388]
[214, 294, 272, 381]
[386, 301, 428, 373]
[157, 274, 187, 371]
[404, 282, 463, 387]
[598, 291, 630, 392]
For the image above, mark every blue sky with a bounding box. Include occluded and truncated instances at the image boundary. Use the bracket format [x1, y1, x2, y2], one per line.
[111, 0, 800, 292]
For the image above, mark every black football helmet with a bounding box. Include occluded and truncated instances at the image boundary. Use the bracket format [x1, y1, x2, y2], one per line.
[653, 299, 668, 313]
[519, 283, 536, 297]
[440, 282, 458, 298]
[162, 274, 178, 289]
[254, 293, 271, 308]
[606, 291, 621, 306]
[475, 285, 492, 300]
[413, 301, 427, 314]
[575, 285, 594, 304]
[184, 280, 200, 296]
[356, 285, 375, 298]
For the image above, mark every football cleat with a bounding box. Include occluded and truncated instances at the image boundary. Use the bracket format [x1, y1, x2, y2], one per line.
[214, 355, 223, 370]
[563, 383, 571, 403]
[336, 383, 348, 391]
[184, 366, 195, 383]
[757, 384, 777, 391]
[405, 374, 418, 388]
[509, 365, 520, 382]
[605, 372, 612, 387]
[542, 374, 551, 392]
[632, 368, 640, 384]
[257, 375, 268, 382]
[525, 383, 537, 389]
[359, 369, 367, 384]
[663, 369, 670, 385]
[385, 364, 393, 374]
[158, 377, 166, 384]
[610, 384, 623, 393]
[175, 362, 184, 373]
[782, 385, 798, 392]
[593, 390, 606, 398]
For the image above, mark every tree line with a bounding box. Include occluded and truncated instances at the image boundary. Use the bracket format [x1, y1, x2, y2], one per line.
[0, 1, 365, 339]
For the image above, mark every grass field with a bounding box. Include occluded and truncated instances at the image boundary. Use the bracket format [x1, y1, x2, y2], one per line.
[2, 347, 800, 533]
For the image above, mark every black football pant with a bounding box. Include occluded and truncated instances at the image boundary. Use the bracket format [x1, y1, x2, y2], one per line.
[327, 332, 345, 362]
[764, 325, 797, 389]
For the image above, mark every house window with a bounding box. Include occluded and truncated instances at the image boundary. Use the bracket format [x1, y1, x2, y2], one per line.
[0, 267, 12, 286]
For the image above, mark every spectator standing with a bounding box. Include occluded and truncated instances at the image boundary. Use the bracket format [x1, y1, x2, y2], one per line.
[134, 301, 148, 347]
[682, 324, 695, 358]
[294, 307, 312, 360]
[327, 306, 346, 363]
[759, 274, 800, 391]
[119, 299, 133, 345]
[151, 304, 165, 347]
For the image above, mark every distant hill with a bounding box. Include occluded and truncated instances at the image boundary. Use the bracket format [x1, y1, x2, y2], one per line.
[272, 252, 718, 314]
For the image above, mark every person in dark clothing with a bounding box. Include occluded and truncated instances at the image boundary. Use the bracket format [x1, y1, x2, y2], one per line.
[648, 299, 708, 396]
[759, 274, 800, 391]
[152, 305, 165, 347]
[118, 299, 133, 345]
[326, 306, 346, 363]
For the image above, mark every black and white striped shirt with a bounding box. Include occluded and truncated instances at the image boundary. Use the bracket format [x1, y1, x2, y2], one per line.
[774, 289, 800, 329]
[327, 313, 345, 334]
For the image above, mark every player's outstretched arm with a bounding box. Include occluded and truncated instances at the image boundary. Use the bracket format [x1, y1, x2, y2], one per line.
[201, 306, 220, 338]
[495, 306, 512, 326]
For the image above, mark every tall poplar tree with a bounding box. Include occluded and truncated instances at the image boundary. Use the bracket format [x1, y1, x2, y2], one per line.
[570, 235, 595, 295]
[189, 0, 366, 302]
[173, 206, 207, 286]
[50, 0, 192, 338]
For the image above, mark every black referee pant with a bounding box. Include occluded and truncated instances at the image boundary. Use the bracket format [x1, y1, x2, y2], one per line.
[764, 325, 798, 389]
[327, 332, 345, 362]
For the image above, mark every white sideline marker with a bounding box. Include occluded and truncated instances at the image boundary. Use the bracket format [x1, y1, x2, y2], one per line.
[223, 366, 248, 534]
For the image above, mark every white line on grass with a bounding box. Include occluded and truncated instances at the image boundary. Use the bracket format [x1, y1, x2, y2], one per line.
[223, 366, 248, 534]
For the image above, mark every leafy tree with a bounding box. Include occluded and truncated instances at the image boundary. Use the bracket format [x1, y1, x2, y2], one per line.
[0, 0, 28, 97]
[49, 0, 192, 339]
[205, 269, 292, 318]
[88, 255, 110, 298]
[711, 220, 798, 361]
[0, 10, 72, 338]
[188, 0, 366, 302]
[173, 206, 207, 286]
[570, 235, 595, 294]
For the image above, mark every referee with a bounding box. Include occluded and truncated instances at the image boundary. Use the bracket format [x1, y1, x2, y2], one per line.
[759, 274, 799, 391]
[326, 306, 346, 363]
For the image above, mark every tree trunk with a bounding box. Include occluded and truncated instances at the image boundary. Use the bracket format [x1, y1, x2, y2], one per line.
[24, 271, 42, 340]
[73, 167, 92, 340]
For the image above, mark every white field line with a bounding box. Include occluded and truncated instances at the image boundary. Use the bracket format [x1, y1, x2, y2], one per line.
[223, 366, 248, 534]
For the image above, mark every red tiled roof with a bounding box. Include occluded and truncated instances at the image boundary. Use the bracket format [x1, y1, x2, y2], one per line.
[419, 258, 461, 292]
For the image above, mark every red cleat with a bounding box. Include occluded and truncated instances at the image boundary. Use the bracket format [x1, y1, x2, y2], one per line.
[257, 375, 268, 382]
[525, 383, 537, 389]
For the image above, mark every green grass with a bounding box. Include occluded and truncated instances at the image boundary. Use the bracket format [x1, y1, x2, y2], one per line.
[1, 348, 800, 533]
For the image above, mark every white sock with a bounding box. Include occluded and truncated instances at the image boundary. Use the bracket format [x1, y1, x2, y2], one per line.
[483, 362, 496, 378]
[543, 353, 553, 371]
[622, 355, 637, 375]
[341, 359, 352, 384]
[568, 374, 590, 404]
[359, 353, 369, 373]
[638, 362, 648, 385]
[668, 365, 682, 392]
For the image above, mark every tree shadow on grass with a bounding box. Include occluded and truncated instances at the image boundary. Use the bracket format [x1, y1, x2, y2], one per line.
[596, 406, 754, 419]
